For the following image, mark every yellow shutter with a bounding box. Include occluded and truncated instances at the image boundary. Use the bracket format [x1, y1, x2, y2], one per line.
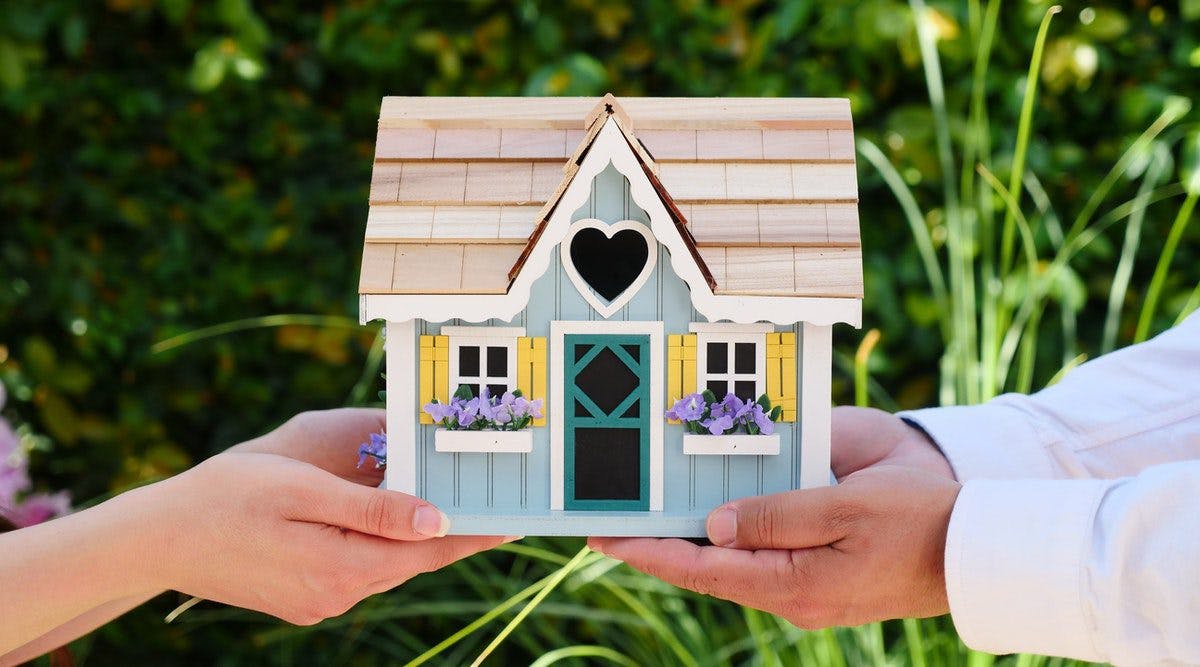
[765, 332, 797, 422]
[667, 334, 698, 423]
[517, 336, 548, 426]
[418, 334, 449, 424]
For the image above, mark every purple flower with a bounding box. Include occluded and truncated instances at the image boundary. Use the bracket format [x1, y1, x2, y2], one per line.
[751, 404, 775, 435]
[701, 414, 734, 435]
[527, 398, 544, 419]
[357, 431, 387, 469]
[454, 397, 481, 426]
[665, 394, 706, 422]
[423, 401, 457, 424]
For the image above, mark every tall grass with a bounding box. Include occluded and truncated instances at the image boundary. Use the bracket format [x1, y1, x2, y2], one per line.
[141, 2, 1199, 665]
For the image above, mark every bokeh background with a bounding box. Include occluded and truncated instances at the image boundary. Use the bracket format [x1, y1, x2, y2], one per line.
[3, 0, 1197, 664]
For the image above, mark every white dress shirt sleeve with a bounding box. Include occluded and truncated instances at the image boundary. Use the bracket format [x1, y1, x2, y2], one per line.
[944, 463, 1200, 665]
[899, 311, 1200, 481]
[894, 313, 1200, 664]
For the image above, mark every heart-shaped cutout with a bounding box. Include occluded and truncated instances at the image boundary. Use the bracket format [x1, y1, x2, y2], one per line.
[560, 219, 657, 318]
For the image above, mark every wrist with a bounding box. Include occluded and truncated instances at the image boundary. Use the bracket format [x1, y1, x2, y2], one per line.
[90, 480, 178, 596]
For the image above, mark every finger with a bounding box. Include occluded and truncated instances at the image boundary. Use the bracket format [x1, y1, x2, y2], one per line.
[829, 406, 903, 478]
[706, 486, 852, 549]
[235, 408, 387, 484]
[290, 466, 450, 540]
[590, 537, 803, 607]
[361, 535, 515, 595]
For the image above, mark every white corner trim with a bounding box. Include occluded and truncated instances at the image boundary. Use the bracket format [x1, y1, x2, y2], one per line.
[549, 320, 664, 511]
[799, 323, 833, 489]
[559, 218, 657, 319]
[688, 322, 775, 334]
[357, 117, 863, 329]
[384, 320, 417, 494]
[440, 326, 526, 338]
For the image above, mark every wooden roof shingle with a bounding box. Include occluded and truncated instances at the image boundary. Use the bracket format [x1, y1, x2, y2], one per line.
[359, 95, 862, 300]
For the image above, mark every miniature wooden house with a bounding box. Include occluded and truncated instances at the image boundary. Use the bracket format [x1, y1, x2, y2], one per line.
[358, 95, 862, 536]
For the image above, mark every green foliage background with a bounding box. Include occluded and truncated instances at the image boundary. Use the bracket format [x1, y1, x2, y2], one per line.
[1, 0, 1197, 664]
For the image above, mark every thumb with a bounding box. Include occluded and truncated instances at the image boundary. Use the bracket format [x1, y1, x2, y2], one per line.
[706, 485, 850, 549]
[293, 467, 451, 540]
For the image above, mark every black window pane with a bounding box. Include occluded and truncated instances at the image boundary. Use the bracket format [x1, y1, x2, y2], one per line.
[620, 344, 641, 362]
[459, 345, 480, 377]
[575, 399, 591, 417]
[706, 380, 728, 397]
[620, 401, 639, 418]
[573, 427, 640, 501]
[574, 343, 591, 364]
[486, 384, 508, 398]
[466, 384, 481, 398]
[486, 346, 507, 377]
[734, 342, 756, 374]
[734, 381, 757, 402]
[706, 342, 728, 373]
[574, 347, 638, 415]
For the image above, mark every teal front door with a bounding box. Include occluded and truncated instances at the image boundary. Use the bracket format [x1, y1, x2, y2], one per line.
[563, 334, 651, 511]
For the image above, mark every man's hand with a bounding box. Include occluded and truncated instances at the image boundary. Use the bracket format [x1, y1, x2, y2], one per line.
[831, 407, 955, 481]
[588, 466, 960, 629]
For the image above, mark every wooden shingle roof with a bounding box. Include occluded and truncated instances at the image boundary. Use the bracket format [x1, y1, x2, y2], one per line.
[360, 95, 862, 300]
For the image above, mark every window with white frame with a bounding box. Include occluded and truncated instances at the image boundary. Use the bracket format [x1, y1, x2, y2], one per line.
[691, 323, 772, 402]
[444, 326, 523, 399]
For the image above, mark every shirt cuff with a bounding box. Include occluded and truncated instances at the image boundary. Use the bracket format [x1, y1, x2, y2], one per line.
[898, 402, 1059, 481]
[945, 478, 1111, 661]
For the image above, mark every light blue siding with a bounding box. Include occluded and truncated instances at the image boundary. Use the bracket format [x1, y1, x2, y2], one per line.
[410, 163, 806, 535]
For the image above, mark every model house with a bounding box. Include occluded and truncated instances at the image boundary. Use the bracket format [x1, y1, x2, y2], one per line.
[358, 95, 862, 536]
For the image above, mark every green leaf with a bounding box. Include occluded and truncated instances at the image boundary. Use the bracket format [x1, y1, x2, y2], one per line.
[60, 14, 87, 58]
[0, 38, 25, 90]
[1181, 131, 1200, 196]
[453, 384, 474, 400]
[188, 44, 226, 92]
[756, 394, 772, 410]
[770, 405, 783, 421]
[700, 389, 717, 404]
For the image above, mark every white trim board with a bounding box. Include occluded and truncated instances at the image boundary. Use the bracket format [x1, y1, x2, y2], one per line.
[384, 320, 417, 495]
[799, 322, 832, 489]
[549, 320, 664, 512]
[359, 117, 862, 328]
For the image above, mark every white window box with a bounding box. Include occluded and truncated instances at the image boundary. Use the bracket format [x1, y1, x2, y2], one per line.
[435, 429, 533, 454]
[682, 433, 780, 456]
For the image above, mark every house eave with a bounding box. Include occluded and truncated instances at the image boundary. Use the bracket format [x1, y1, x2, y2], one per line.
[359, 292, 862, 328]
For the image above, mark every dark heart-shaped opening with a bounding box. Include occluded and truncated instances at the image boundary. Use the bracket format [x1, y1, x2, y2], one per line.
[568, 227, 650, 302]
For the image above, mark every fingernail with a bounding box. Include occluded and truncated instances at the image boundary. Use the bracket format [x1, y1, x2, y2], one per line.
[707, 507, 737, 546]
[413, 505, 450, 537]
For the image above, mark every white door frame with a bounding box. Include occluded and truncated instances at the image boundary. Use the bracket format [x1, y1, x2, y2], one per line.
[549, 320, 664, 511]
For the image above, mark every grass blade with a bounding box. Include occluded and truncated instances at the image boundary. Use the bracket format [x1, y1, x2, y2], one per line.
[151, 314, 359, 354]
[1134, 191, 1200, 342]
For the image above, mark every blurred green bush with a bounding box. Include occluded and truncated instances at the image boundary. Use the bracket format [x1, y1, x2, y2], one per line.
[1, 0, 1196, 664]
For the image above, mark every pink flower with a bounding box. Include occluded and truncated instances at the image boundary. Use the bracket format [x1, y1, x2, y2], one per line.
[0, 418, 30, 508]
[2, 491, 71, 529]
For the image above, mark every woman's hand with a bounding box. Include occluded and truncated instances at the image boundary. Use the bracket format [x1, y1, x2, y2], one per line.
[144, 446, 506, 627]
[229, 408, 388, 486]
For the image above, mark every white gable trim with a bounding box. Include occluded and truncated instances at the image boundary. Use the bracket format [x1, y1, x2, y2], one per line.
[361, 118, 862, 327]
